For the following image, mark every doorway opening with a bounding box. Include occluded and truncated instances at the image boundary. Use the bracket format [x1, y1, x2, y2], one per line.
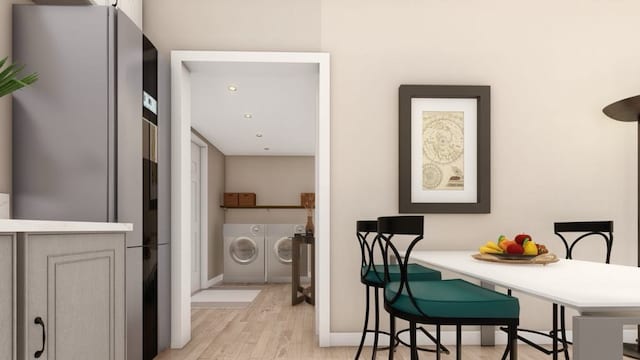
[171, 51, 330, 348]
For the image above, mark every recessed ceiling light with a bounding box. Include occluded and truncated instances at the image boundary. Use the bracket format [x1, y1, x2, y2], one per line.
[255, 133, 263, 138]
[264, 147, 270, 151]
[244, 113, 253, 119]
[227, 85, 238, 92]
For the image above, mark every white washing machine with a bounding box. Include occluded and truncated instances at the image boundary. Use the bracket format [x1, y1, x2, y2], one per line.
[266, 224, 307, 283]
[223, 224, 265, 283]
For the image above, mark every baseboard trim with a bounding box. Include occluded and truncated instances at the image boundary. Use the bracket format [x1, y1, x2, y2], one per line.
[206, 274, 223, 288]
[327, 329, 638, 347]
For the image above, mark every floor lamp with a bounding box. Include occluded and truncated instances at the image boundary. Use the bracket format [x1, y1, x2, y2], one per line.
[603, 95, 640, 359]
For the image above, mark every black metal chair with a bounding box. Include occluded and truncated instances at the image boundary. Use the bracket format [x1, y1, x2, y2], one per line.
[355, 220, 447, 359]
[378, 216, 520, 360]
[500, 220, 613, 360]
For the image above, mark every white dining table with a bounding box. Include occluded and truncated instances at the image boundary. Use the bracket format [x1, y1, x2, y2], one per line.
[408, 250, 640, 360]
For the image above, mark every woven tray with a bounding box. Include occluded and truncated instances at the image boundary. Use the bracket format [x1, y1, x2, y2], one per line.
[472, 253, 559, 265]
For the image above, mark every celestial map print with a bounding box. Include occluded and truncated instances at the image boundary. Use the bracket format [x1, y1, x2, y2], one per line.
[422, 111, 465, 191]
[423, 164, 443, 189]
[423, 114, 464, 164]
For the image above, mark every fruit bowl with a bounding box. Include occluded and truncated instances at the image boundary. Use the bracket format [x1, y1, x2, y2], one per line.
[472, 252, 559, 265]
[490, 253, 538, 260]
[479, 233, 549, 258]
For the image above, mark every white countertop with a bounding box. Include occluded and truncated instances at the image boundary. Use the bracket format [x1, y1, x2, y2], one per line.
[409, 250, 640, 314]
[0, 219, 133, 233]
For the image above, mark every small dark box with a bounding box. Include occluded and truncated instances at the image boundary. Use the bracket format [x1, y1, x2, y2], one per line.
[223, 193, 239, 207]
[238, 192, 256, 207]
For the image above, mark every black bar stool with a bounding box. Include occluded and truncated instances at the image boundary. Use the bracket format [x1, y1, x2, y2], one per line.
[355, 219, 447, 359]
[378, 216, 520, 360]
[501, 220, 613, 360]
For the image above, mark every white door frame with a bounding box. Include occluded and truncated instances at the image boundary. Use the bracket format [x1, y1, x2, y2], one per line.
[190, 134, 209, 292]
[171, 51, 331, 348]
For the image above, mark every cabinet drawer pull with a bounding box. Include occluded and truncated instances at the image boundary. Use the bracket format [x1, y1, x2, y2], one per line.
[34, 316, 45, 358]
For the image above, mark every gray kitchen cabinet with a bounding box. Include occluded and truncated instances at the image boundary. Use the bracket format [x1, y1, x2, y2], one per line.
[17, 232, 126, 360]
[0, 234, 16, 360]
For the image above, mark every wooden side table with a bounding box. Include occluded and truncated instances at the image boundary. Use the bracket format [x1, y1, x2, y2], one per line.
[291, 233, 315, 305]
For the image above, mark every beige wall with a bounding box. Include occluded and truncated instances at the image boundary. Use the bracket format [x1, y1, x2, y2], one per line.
[0, 0, 33, 194]
[322, 0, 640, 332]
[143, 0, 321, 55]
[192, 129, 226, 279]
[116, 0, 143, 29]
[224, 156, 314, 225]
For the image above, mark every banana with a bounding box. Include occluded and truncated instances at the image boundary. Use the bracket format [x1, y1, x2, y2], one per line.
[479, 245, 503, 254]
[485, 241, 503, 252]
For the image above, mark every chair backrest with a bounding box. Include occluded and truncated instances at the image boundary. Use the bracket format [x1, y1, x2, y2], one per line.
[553, 221, 613, 263]
[377, 216, 425, 311]
[357, 220, 383, 282]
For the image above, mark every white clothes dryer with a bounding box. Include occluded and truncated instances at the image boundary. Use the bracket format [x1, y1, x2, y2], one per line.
[265, 224, 307, 283]
[223, 224, 265, 283]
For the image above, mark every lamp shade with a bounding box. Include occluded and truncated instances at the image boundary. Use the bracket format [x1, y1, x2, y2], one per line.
[603, 95, 640, 122]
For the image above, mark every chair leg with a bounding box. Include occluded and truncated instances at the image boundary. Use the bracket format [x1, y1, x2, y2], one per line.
[436, 325, 441, 360]
[410, 322, 418, 360]
[389, 315, 395, 360]
[508, 324, 518, 360]
[560, 306, 570, 360]
[501, 339, 509, 360]
[502, 290, 512, 360]
[372, 288, 381, 360]
[355, 286, 370, 360]
[456, 324, 462, 360]
[553, 303, 558, 360]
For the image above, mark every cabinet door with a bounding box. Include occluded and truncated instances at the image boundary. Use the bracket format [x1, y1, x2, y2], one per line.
[0, 234, 15, 360]
[18, 233, 125, 360]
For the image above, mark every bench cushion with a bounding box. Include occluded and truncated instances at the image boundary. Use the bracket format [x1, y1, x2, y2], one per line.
[362, 263, 441, 285]
[385, 279, 519, 319]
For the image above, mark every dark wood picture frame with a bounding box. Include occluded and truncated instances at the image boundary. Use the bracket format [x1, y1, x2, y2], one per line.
[399, 85, 490, 213]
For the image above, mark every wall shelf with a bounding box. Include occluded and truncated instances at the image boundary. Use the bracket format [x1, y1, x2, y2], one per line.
[220, 205, 305, 209]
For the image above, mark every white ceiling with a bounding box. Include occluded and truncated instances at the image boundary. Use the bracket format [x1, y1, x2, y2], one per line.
[189, 61, 318, 156]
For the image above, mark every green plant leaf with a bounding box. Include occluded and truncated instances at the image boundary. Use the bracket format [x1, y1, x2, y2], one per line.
[0, 57, 37, 98]
[0, 64, 21, 83]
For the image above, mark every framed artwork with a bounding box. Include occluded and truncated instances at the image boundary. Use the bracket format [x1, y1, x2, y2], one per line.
[399, 85, 490, 213]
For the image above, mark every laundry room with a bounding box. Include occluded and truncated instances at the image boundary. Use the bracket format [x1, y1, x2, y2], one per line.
[223, 155, 314, 281]
[190, 138, 315, 305]
[187, 59, 319, 307]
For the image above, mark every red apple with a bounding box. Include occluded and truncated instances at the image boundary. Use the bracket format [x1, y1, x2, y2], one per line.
[506, 243, 524, 254]
[514, 233, 531, 245]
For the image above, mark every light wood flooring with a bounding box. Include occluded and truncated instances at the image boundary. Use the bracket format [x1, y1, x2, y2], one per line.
[156, 284, 629, 359]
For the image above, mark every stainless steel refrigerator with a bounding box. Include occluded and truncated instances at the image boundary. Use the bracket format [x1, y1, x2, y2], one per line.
[12, 5, 170, 360]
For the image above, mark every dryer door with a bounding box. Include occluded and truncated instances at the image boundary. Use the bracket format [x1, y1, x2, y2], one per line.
[229, 236, 259, 264]
[273, 236, 293, 264]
